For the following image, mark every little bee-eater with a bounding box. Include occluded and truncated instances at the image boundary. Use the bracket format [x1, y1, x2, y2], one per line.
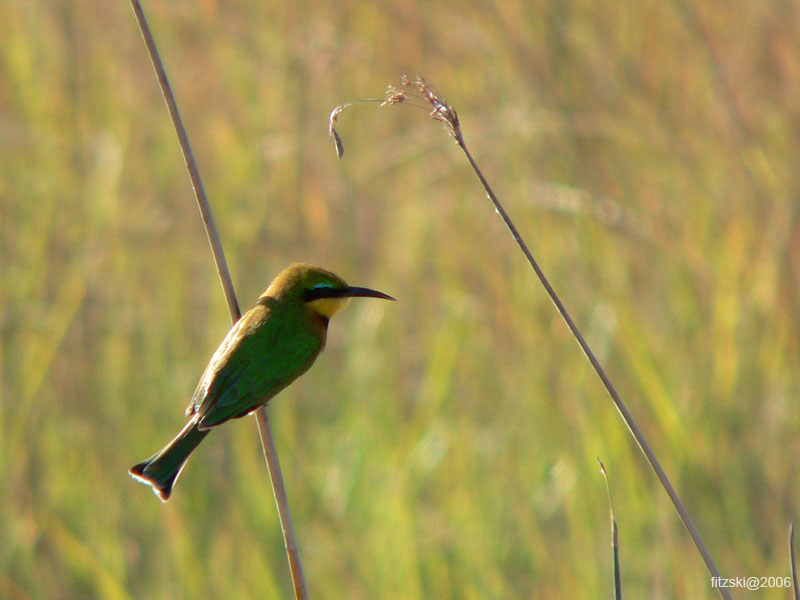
[130, 263, 394, 501]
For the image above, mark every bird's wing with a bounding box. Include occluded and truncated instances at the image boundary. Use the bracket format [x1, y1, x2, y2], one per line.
[187, 303, 323, 429]
[185, 307, 266, 418]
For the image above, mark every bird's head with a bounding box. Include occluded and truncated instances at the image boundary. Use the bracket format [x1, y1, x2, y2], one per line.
[263, 263, 395, 321]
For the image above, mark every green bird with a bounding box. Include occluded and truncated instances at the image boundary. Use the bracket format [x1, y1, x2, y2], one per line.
[130, 263, 394, 501]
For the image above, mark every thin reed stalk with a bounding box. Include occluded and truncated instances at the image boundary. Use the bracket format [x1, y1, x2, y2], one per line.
[129, 2, 309, 598]
[330, 76, 732, 600]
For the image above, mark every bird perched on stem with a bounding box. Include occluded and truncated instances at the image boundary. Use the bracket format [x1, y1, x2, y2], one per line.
[130, 263, 394, 501]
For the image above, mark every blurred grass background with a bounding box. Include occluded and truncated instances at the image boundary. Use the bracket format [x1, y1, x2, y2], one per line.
[2, 0, 799, 598]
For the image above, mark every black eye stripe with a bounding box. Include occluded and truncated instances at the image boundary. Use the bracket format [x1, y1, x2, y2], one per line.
[303, 286, 346, 301]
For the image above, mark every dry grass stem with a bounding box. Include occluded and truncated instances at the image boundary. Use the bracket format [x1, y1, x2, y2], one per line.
[129, 2, 309, 598]
[332, 75, 733, 600]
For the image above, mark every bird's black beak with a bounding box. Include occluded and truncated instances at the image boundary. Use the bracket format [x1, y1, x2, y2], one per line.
[305, 286, 396, 302]
[342, 286, 396, 301]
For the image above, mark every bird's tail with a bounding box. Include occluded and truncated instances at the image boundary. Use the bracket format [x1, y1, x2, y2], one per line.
[129, 419, 210, 502]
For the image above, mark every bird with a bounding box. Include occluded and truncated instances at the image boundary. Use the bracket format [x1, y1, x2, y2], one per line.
[129, 263, 395, 501]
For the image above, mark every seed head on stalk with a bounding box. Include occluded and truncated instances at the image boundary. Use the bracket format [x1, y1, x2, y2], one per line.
[328, 75, 463, 158]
